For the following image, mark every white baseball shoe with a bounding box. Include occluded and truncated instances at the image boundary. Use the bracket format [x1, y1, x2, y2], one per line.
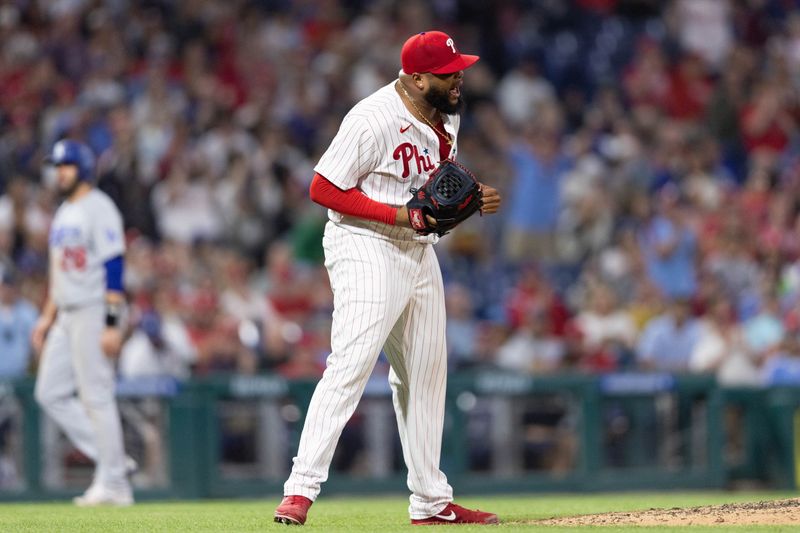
[124, 456, 139, 476]
[73, 484, 134, 507]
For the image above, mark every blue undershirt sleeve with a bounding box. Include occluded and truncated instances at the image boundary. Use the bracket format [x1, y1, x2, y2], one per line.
[104, 255, 124, 292]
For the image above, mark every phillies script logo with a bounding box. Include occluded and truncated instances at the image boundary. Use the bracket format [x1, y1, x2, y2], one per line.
[393, 142, 435, 178]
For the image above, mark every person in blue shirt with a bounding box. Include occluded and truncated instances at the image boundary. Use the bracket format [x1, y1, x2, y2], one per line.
[0, 266, 37, 488]
[761, 351, 800, 386]
[476, 100, 571, 265]
[743, 294, 785, 359]
[637, 298, 703, 373]
[502, 106, 572, 264]
[0, 267, 37, 378]
[638, 186, 698, 299]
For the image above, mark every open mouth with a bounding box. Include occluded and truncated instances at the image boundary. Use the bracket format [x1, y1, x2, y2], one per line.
[449, 85, 461, 98]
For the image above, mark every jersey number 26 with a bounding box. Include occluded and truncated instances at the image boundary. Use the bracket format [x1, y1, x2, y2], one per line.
[61, 246, 87, 272]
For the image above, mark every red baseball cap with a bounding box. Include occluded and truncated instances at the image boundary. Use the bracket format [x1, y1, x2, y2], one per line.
[401, 31, 479, 75]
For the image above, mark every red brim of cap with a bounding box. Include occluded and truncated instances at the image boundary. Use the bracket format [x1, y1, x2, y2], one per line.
[428, 54, 480, 74]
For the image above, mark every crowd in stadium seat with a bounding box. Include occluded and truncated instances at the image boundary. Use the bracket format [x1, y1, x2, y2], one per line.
[2, 0, 800, 387]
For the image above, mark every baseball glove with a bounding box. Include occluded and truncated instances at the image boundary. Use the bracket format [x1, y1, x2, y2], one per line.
[406, 159, 483, 237]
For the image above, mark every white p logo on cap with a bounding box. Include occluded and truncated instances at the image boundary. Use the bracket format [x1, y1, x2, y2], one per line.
[446, 38, 456, 54]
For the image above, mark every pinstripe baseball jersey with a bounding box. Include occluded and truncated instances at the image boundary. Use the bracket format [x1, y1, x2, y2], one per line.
[280, 30, 491, 524]
[314, 80, 461, 243]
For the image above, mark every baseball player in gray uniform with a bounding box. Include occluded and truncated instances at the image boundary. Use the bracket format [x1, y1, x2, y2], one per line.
[274, 31, 501, 526]
[32, 139, 133, 506]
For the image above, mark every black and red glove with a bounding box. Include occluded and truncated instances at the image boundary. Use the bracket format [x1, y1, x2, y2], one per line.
[406, 160, 483, 237]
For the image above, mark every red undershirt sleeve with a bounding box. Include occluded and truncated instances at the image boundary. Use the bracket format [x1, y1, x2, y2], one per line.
[309, 173, 398, 226]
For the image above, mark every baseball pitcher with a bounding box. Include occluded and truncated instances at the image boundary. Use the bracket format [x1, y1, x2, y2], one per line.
[274, 31, 501, 526]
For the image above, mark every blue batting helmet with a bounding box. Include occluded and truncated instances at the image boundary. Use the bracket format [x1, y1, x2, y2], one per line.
[47, 140, 95, 181]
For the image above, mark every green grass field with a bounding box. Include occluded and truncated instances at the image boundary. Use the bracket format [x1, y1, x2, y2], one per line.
[0, 492, 796, 532]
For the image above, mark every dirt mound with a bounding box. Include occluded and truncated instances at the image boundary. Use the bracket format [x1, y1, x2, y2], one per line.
[538, 498, 800, 526]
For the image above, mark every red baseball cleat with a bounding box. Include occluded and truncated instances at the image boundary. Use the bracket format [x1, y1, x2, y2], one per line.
[411, 502, 499, 525]
[274, 495, 313, 525]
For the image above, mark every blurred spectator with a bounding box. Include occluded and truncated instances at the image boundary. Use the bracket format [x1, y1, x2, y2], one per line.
[555, 187, 613, 267]
[589, 226, 641, 302]
[573, 283, 636, 371]
[0, 176, 52, 268]
[495, 58, 554, 126]
[638, 186, 698, 299]
[664, 53, 713, 121]
[488, 101, 571, 264]
[637, 298, 702, 373]
[505, 264, 570, 336]
[626, 280, 665, 333]
[689, 296, 760, 386]
[682, 135, 733, 210]
[623, 38, 669, 110]
[761, 329, 800, 386]
[704, 226, 759, 308]
[183, 286, 257, 376]
[0, 267, 37, 378]
[739, 80, 794, 158]
[218, 252, 288, 361]
[781, 12, 800, 76]
[0, 264, 34, 490]
[118, 311, 196, 380]
[469, 320, 510, 371]
[96, 106, 159, 239]
[445, 283, 479, 369]
[496, 304, 564, 375]
[151, 159, 224, 244]
[276, 335, 325, 380]
[743, 293, 785, 363]
[215, 153, 271, 261]
[704, 45, 755, 179]
[672, 0, 733, 71]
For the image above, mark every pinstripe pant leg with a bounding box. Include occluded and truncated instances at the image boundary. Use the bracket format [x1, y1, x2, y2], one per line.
[384, 243, 453, 519]
[283, 224, 414, 500]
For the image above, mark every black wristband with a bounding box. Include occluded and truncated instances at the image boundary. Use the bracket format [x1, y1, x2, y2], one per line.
[105, 303, 123, 327]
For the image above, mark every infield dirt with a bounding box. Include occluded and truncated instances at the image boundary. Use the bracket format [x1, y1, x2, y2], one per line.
[538, 497, 800, 526]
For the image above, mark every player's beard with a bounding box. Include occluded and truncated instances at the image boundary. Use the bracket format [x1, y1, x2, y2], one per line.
[425, 84, 464, 115]
[59, 178, 81, 199]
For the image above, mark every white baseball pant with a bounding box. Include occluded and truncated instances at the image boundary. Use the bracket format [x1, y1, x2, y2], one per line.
[34, 303, 129, 491]
[284, 222, 453, 519]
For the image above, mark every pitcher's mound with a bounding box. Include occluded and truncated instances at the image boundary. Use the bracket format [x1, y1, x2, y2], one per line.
[538, 498, 800, 526]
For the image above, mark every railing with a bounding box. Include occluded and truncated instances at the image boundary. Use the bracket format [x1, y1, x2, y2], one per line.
[0, 372, 797, 500]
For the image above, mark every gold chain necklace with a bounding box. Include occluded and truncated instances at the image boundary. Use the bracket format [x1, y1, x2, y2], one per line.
[397, 81, 453, 146]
